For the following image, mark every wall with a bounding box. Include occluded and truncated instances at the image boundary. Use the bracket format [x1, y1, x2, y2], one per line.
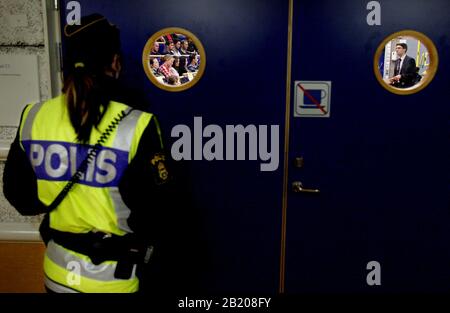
[0, 0, 50, 223]
[0, 241, 46, 293]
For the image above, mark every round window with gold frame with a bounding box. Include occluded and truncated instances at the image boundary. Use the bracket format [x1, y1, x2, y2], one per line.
[373, 30, 438, 95]
[142, 27, 206, 92]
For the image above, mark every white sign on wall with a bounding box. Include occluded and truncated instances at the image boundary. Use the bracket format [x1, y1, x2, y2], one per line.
[294, 81, 332, 118]
[0, 54, 40, 126]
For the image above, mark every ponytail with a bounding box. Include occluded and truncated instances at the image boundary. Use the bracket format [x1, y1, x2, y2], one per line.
[62, 64, 109, 144]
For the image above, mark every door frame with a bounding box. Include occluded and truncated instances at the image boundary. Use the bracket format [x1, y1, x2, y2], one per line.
[279, 0, 294, 294]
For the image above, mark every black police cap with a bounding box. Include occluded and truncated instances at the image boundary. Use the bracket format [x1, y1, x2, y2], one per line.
[64, 14, 121, 71]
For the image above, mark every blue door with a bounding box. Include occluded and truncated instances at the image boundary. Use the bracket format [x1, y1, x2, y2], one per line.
[283, 0, 450, 293]
[60, 0, 288, 293]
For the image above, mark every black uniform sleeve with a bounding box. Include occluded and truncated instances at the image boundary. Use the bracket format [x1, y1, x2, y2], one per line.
[119, 116, 173, 245]
[2, 108, 46, 215]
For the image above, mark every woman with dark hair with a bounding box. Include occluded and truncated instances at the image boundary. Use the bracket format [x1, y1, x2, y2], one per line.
[172, 57, 182, 75]
[3, 14, 171, 293]
[150, 57, 161, 76]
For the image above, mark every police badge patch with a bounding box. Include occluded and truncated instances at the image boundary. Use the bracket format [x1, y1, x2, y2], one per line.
[150, 153, 169, 184]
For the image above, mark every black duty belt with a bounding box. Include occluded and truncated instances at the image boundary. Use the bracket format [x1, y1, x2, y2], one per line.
[49, 228, 153, 279]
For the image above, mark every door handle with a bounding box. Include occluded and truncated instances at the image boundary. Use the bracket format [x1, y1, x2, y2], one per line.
[292, 181, 320, 194]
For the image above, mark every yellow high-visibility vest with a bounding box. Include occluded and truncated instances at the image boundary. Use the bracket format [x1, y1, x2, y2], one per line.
[19, 95, 156, 293]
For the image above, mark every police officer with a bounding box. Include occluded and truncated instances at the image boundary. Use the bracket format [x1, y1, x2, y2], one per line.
[3, 14, 171, 293]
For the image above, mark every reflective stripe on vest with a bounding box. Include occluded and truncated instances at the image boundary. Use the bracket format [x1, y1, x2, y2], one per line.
[44, 240, 139, 293]
[20, 102, 43, 142]
[109, 187, 132, 233]
[46, 240, 123, 281]
[108, 108, 143, 233]
[44, 275, 80, 293]
[112, 108, 142, 151]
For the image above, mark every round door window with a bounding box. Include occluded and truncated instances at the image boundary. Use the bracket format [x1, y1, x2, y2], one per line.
[373, 30, 438, 95]
[142, 27, 206, 92]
